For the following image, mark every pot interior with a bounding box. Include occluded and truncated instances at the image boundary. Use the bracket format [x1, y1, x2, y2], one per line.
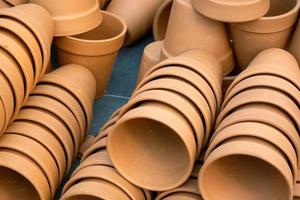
[266, 0, 297, 16]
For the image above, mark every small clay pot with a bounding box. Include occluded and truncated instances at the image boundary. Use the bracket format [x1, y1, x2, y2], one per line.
[60, 178, 131, 200]
[192, 0, 270, 22]
[3, 0, 28, 5]
[107, 0, 164, 45]
[81, 137, 107, 162]
[6, 121, 66, 180]
[0, 72, 14, 130]
[0, 133, 59, 197]
[136, 40, 163, 84]
[199, 137, 293, 200]
[0, 4, 54, 74]
[162, 0, 234, 75]
[230, 0, 300, 68]
[108, 101, 196, 191]
[29, 0, 103, 36]
[153, 0, 172, 41]
[0, 149, 51, 200]
[54, 11, 126, 99]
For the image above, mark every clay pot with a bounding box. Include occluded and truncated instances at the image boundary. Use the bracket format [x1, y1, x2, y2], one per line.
[136, 40, 163, 84]
[6, 121, 66, 180]
[54, 11, 126, 99]
[230, 0, 300, 69]
[0, 133, 59, 197]
[3, 0, 28, 5]
[108, 101, 196, 191]
[60, 178, 131, 200]
[0, 72, 14, 130]
[162, 0, 234, 75]
[0, 4, 54, 74]
[40, 64, 96, 133]
[153, 0, 172, 41]
[24, 95, 81, 159]
[192, 0, 270, 22]
[199, 137, 293, 200]
[0, 149, 50, 200]
[29, 0, 103, 37]
[107, 0, 164, 45]
[81, 137, 107, 162]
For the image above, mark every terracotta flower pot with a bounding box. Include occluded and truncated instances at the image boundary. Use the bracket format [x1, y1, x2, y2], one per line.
[3, 0, 28, 5]
[0, 149, 51, 200]
[192, 0, 270, 22]
[0, 72, 14, 130]
[108, 101, 196, 191]
[153, 0, 172, 41]
[54, 11, 126, 99]
[200, 137, 293, 200]
[29, 0, 103, 37]
[136, 40, 164, 84]
[107, 0, 164, 45]
[0, 4, 54, 74]
[161, 0, 234, 75]
[0, 133, 59, 197]
[81, 137, 107, 162]
[230, 0, 300, 69]
[40, 64, 96, 134]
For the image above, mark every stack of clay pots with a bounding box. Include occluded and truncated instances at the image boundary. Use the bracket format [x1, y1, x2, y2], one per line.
[199, 48, 300, 200]
[0, 4, 53, 133]
[106, 49, 223, 192]
[0, 64, 96, 200]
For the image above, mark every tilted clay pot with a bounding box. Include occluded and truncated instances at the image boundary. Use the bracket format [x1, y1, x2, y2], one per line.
[192, 0, 270, 22]
[0, 149, 51, 200]
[3, 0, 28, 5]
[230, 0, 300, 69]
[81, 137, 107, 162]
[107, 0, 164, 45]
[60, 178, 131, 200]
[108, 101, 196, 191]
[0, 133, 59, 197]
[40, 64, 96, 134]
[199, 137, 293, 200]
[153, 0, 173, 41]
[0, 4, 54, 74]
[29, 0, 103, 37]
[136, 40, 163, 84]
[162, 0, 234, 75]
[54, 11, 126, 99]
[0, 72, 14, 130]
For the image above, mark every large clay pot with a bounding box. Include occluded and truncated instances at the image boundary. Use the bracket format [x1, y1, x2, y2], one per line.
[162, 0, 234, 75]
[54, 11, 126, 99]
[199, 137, 293, 200]
[107, 0, 164, 45]
[153, 0, 172, 41]
[108, 101, 196, 191]
[29, 0, 103, 36]
[230, 0, 300, 69]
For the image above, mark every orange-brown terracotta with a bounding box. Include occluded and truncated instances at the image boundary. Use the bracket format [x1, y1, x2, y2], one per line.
[0, 0, 11, 7]
[0, 72, 14, 130]
[81, 137, 107, 162]
[29, 0, 103, 37]
[153, 0, 172, 41]
[289, 19, 300, 64]
[0, 98, 6, 133]
[54, 11, 126, 99]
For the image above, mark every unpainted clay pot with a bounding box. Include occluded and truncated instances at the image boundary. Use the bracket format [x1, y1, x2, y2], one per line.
[29, 0, 103, 37]
[24, 94, 81, 160]
[3, 0, 28, 5]
[107, 0, 164, 45]
[81, 137, 107, 162]
[206, 122, 298, 181]
[40, 64, 96, 133]
[60, 178, 131, 200]
[108, 101, 196, 191]
[0, 72, 14, 130]
[6, 121, 66, 180]
[200, 137, 294, 200]
[54, 11, 126, 99]
[153, 0, 172, 41]
[0, 133, 59, 197]
[0, 4, 54, 74]
[136, 40, 164, 84]
[15, 108, 75, 169]
[230, 0, 300, 69]
[63, 165, 146, 200]
[192, 0, 270, 22]
[162, 0, 234, 75]
[0, 149, 51, 200]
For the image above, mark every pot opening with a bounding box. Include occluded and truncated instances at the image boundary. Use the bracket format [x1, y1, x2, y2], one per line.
[201, 155, 290, 200]
[266, 0, 297, 16]
[0, 167, 39, 200]
[109, 118, 191, 188]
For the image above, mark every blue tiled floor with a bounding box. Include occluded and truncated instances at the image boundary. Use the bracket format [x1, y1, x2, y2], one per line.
[54, 34, 153, 199]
